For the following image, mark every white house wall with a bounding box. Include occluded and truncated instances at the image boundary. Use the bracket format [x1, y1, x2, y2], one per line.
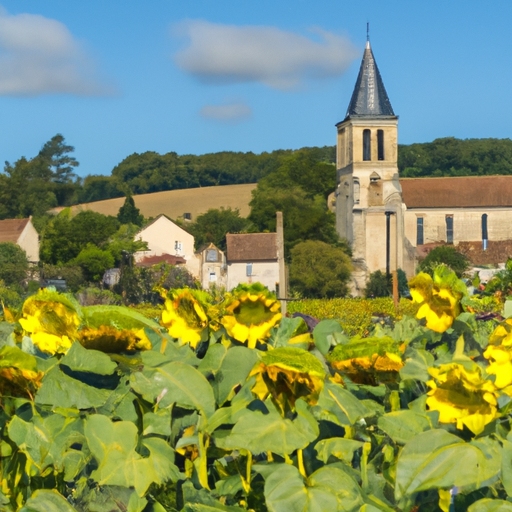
[227, 261, 279, 291]
[18, 220, 40, 263]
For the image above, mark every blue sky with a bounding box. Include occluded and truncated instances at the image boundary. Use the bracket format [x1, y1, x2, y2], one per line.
[0, 1, 510, 178]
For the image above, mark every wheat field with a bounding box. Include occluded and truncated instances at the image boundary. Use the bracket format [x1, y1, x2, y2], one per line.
[59, 183, 257, 221]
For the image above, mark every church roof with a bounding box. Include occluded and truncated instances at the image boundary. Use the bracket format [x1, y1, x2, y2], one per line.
[344, 41, 395, 119]
[400, 176, 512, 208]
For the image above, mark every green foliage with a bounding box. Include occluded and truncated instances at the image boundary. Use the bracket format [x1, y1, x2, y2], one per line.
[249, 186, 338, 255]
[0, 242, 29, 287]
[41, 210, 120, 265]
[485, 258, 512, 295]
[187, 207, 250, 252]
[364, 270, 391, 298]
[418, 245, 470, 277]
[117, 195, 144, 226]
[398, 137, 512, 177]
[1, 274, 512, 510]
[72, 245, 115, 282]
[41, 264, 85, 292]
[289, 240, 352, 298]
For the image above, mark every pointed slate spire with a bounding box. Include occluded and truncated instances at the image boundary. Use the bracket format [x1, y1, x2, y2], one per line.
[346, 40, 395, 118]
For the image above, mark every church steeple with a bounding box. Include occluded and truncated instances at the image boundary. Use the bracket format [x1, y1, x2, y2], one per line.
[345, 40, 394, 118]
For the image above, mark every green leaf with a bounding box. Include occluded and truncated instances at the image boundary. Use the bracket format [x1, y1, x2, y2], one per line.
[378, 410, 433, 444]
[130, 356, 216, 418]
[264, 463, 364, 512]
[197, 344, 227, 376]
[313, 382, 371, 426]
[19, 489, 77, 512]
[313, 319, 343, 355]
[502, 439, 512, 497]
[217, 399, 318, 456]
[399, 348, 435, 382]
[395, 430, 501, 501]
[315, 437, 364, 463]
[468, 499, 512, 512]
[143, 409, 172, 436]
[35, 366, 112, 409]
[83, 305, 161, 332]
[60, 342, 117, 375]
[271, 317, 308, 349]
[0, 345, 38, 371]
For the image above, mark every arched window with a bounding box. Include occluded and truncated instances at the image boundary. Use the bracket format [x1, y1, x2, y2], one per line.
[377, 130, 385, 160]
[445, 215, 453, 244]
[482, 214, 488, 250]
[363, 129, 371, 161]
[353, 179, 360, 204]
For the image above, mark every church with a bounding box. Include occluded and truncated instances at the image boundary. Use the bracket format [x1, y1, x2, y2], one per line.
[335, 39, 512, 294]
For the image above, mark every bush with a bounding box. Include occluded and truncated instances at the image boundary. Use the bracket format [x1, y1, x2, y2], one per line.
[0, 242, 28, 287]
[75, 287, 121, 306]
[364, 269, 409, 298]
[418, 245, 469, 277]
[42, 264, 85, 292]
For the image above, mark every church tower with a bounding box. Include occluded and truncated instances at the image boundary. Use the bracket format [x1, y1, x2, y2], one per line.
[335, 38, 404, 293]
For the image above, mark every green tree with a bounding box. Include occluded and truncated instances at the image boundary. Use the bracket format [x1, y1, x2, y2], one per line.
[0, 242, 29, 287]
[38, 134, 79, 184]
[117, 195, 144, 226]
[187, 208, 249, 252]
[41, 209, 120, 265]
[289, 240, 352, 298]
[73, 244, 115, 282]
[418, 245, 469, 278]
[249, 186, 338, 257]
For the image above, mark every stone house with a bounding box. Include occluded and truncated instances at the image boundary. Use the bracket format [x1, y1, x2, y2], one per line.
[335, 39, 512, 294]
[196, 243, 227, 290]
[0, 217, 40, 262]
[226, 233, 279, 291]
[133, 214, 199, 278]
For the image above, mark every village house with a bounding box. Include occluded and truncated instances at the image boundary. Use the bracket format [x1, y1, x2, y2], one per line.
[335, 39, 512, 294]
[225, 233, 279, 292]
[133, 214, 199, 277]
[0, 217, 39, 263]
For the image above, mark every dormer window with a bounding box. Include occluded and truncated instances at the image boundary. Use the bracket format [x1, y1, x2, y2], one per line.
[370, 172, 381, 183]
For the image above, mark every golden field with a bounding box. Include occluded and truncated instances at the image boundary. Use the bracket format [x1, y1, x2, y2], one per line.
[53, 183, 257, 221]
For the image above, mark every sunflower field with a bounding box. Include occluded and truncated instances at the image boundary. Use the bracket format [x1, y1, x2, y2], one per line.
[0, 270, 512, 511]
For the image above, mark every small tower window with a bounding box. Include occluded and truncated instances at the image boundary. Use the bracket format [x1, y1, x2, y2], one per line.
[446, 216, 454, 244]
[363, 129, 371, 161]
[482, 214, 488, 250]
[353, 179, 360, 204]
[417, 217, 424, 246]
[377, 130, 385, 160]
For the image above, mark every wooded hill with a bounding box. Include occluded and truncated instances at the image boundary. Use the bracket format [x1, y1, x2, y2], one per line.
[2, 136, 512, 221]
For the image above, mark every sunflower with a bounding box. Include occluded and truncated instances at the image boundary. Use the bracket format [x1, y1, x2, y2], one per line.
[484, 345, 512, 389]
[160, 289, 209, 349]
[18, 290, 81, 355]
[327, 336, 403, 385]
[79, 325, 152, 353]
[250, 347, 325, 414]
[409, 267, 466, 333]
[221, 284, 282, 349]
[426, 363, 498, 435]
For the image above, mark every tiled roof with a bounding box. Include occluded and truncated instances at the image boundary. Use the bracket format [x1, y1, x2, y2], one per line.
[135, 254, 186, 267]
[0, 218, 29, 243]
[226, 233, 277, 261]
[457, 240, 512, 266]
[344, 41, 395, 119]
[400, 176, 512, 208]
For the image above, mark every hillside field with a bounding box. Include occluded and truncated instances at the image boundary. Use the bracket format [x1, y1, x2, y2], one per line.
[57, 183, 257, 221]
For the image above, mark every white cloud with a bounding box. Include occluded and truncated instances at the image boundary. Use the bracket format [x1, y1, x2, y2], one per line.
[0, 9, 114, 96]
[199, 101, 252, 123]
[174, 20, 358, 90]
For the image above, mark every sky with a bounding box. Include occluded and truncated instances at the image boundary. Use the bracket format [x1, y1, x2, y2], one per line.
[0, 1, 510, 178]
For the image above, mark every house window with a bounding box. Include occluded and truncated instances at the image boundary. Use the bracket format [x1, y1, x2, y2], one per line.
[209, 272, 217, 282]
[363, 129, 371, 161]
[377, 130, 385, 160]
[353, 179, 360, 204]
[174, 241, 183, 253]
[482, 214, 488, 250]
[206, 248, 218, 262]
[246, 263, 253, 276]
[416, 217, 424, 246]
[446, 216, 453, 244]
[183, 213, 191, 220]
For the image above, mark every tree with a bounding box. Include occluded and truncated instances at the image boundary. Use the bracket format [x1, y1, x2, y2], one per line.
[289, 240, 352, 298]
[41, 209, 120, 265]
[117, 195, 143, 226]
[73, 244, 115, 282]
[418, 245, 469, 278]
[187, 208, 249, 252]
[0, 242, 29, 287]
[249, 186, 339, 257]
[38, 134, 79, 184]
[364, 269, 409, 298]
